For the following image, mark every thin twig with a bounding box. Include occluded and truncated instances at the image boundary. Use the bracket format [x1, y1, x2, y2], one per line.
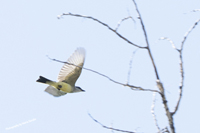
[161, 127, 170, 133]
[88, 113, 136, 133]
[184, 9, 200, 14]
[159, 37, 179, 51]
[130, 87, 161, 94]
[58, 12, 147, 49]
[171, 18, 200, 116]
[180, 18, 200, 50]
[47, 56, 160, 94]
[151, 92, 161, 133]
[115, 16, 135, 31]
[191, 9, 200, 12]
[126, 49, 138, 84]
[111, 122, 115, 133]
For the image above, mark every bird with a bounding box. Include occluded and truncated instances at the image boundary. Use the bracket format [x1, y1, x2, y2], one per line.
[36, 47, 86, 97]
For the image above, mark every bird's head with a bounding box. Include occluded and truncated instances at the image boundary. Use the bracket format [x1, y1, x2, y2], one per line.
[74, 86, 85, 92]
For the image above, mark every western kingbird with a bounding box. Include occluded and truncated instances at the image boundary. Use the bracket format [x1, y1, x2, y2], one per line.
[36, 47, 86, 97]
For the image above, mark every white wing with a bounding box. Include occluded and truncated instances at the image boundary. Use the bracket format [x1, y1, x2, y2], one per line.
[45, 86, 67, 97]
[57, 47, 86, 86]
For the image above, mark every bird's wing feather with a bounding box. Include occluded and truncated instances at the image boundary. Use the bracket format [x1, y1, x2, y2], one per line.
[45, 86, 66, 97]
[57, 47, 86, 86]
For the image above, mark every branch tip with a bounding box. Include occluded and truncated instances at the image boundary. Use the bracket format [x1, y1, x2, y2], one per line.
[57, 12, 146, 49]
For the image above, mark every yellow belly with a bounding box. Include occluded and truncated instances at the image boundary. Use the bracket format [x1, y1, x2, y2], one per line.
[47, 81, 73, 93]
[58, 82, 73, 93]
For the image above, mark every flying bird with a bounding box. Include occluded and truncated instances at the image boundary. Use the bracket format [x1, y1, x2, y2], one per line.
[36, 47, 86, 97]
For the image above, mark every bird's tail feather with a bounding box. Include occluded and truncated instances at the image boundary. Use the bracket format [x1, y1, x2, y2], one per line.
[36, 76, 52, 83]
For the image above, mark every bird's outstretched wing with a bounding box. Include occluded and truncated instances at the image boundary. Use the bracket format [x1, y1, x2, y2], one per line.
[57, 47, 86, 86]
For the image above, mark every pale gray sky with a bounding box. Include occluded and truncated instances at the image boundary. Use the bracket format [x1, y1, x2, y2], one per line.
[1, 0, 200, 133]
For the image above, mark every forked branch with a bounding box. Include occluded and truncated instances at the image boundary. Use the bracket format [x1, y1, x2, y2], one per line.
[58, 13, 147, 49]
[132, 0, 159, 80]
[115, 16, 135, 31]
[159, 37, 179, 51]
[171, 18, 200, 115]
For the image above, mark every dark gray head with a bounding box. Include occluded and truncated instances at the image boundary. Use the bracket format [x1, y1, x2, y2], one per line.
[74, 86, 85, 92]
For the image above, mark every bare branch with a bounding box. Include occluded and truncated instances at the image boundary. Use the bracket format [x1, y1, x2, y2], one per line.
[172, 18, 200, 116]
[58, 12, 147, 49]
[47, 56, 160, 94]
[180, 18, 200, 50]
[151, 92, 161, 133]
[159, 37, 179, 51]
[88, 113, 136, 133]
[156, 80, 175, 133]
[132, 0, 160, 80]
[115, 16, 135, 31]
[171, 53, 183, 116]
[132, 1, 175, 132]
[130, 87, 161, 94]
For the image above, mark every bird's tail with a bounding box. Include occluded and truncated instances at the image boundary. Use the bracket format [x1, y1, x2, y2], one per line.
[36, 76, 52, 83]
